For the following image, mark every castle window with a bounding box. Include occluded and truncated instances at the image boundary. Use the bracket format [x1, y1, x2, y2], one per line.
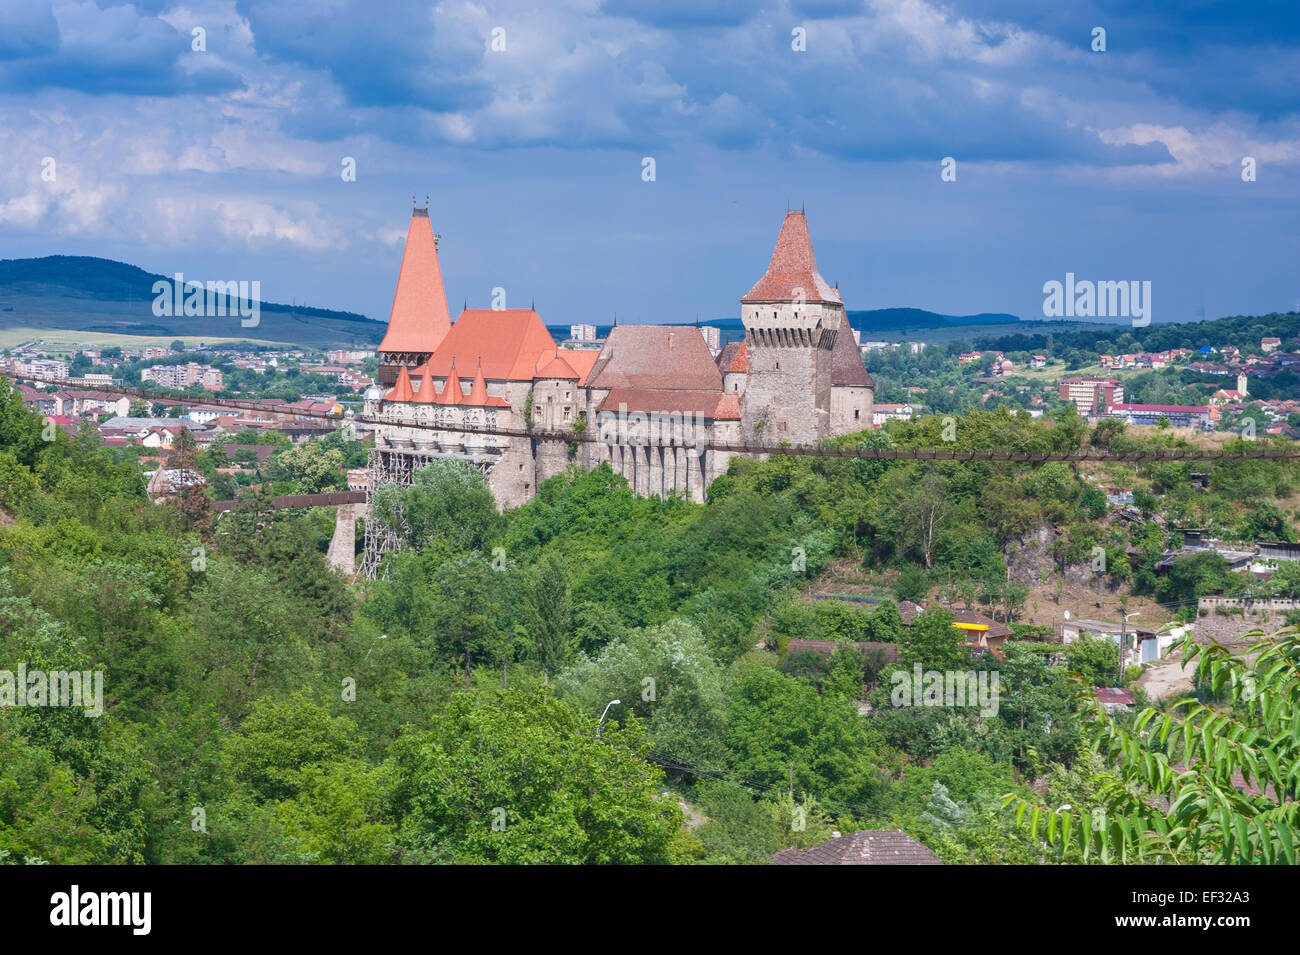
[855, 409, 860, 418]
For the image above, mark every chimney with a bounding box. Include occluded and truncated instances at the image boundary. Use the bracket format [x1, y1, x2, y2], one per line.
[668, 332, 674, 349]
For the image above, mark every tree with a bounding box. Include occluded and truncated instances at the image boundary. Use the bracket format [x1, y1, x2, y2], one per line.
[866, 599, 905, 643]
[1064, 635, 1121, 687]
[521, 551, 573, 679]
[369, 457, 500, 556]
[273, 441, 344, 494]
[423, 554, 508, 688]
[894, 564, 930, 603]
[557, 620, 728, 771]
[825, 640, 867, 700]
[879, 469, 955, 569]
[224, 693, 362, 802]
[384, 687, 683, 863]
[1008, 626, 1300, 863]
[727, 664, 890, 811]
[899, 606, 966, 670]
[171, 428, 212, 535]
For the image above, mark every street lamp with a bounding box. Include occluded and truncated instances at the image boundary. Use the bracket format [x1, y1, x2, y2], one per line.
[596, 699, 621, 739]
[365, 633, 387, 660]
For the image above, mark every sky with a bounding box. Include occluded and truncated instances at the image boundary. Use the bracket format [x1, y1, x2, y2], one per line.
[0, 0, 1298, 330]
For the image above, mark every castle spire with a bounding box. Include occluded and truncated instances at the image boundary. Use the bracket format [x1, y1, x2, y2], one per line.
[410, 359, 438, 403]
[437, 357, 465, 404]
[377, 204, 452, 356]
[384, 363, 414, 402]
[468, 356, 489, 405]
[740, 210, 842, 306]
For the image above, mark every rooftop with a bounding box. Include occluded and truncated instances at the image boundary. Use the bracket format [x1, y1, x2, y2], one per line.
[741, 211, 842, 305]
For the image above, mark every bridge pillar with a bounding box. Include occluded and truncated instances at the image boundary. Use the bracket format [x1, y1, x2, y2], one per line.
[328, 502, 363, 576]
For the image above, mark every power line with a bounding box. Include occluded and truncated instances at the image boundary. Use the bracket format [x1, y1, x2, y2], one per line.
[5, 369, 1299, 463]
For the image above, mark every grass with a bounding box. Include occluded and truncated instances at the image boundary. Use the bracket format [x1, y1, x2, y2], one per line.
[0, 327, 286, 351]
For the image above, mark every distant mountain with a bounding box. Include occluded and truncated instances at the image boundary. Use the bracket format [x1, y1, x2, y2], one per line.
[0, 255, 386, 348]
[546, 307, 1024, 344]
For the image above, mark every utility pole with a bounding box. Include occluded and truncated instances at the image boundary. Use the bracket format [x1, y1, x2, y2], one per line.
[1119, 611, 1139, 685]
[1119, 613, 1126, 686]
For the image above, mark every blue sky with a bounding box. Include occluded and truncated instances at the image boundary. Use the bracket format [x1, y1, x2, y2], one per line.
[0, 0, 1297, 328]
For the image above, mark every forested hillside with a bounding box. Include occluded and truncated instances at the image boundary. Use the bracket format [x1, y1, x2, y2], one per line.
[1, 382, 1297, 864]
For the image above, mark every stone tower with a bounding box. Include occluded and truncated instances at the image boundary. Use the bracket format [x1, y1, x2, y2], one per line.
[739, 211, 844, 445]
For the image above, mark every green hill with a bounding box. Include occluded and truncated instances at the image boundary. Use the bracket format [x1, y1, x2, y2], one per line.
[0, 255, 386, 349]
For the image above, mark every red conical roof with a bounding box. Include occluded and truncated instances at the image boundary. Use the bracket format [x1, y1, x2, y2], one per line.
[377, 208, 452, 354]
[536, 350, 579, 380]
[741, 211, 842, 305]
[468, 359, 489, 404]
[437, 361, 464, 405]
[410, 359, 439, 403]
[384, 364, 414, 402]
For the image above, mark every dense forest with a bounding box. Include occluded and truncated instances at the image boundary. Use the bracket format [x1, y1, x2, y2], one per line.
[1, 381, 1297, 864]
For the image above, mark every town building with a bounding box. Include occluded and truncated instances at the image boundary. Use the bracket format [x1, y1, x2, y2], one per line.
[141, 362, 223, 391]
[872, 403, 916, 426]
[1058, 377, 1123, 415]
[1107, 403, 1211, 430]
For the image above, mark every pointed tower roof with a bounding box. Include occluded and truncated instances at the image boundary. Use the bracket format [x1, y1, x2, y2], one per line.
[467, 358, 489, 404]
[377, 207, 452, 354]
[717, 339, 748, 374]
[536, 351, 579, 380]
[410, 359, 439, 403]
[436, 360, 465, 404]
[831, 323, 874, 388]
[742, 210, 842, 305]
[384, 364, 414, 402]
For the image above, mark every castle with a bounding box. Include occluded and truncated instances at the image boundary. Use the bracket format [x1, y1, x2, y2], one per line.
[365, 205, 872, 568]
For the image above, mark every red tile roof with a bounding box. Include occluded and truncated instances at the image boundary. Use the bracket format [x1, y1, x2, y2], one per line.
[384, 364, 414, 402]
[596, 387, 741, 420]
[410, 359, 439, 403]
[772, 830, 941, 865]
[587, 326, 723, 391]
[741, 211, 842, 305]
[558, 348, 600, 386]
[424, 308, 557, 382]
[1111, 403, 1208, 413]
[377, 209, 452, 355]
[717, 340, 748, 373]
[1095, 687, 1136, 706]
[462, 359, 510, 407]
[436, 362, 465, 404]
[831, 323, 873, 388]
[536, 353, 579, 379]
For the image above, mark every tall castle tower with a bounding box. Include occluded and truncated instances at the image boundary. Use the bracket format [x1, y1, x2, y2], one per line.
[376, 205, 452, 386]
[739, 211, 844, 444]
